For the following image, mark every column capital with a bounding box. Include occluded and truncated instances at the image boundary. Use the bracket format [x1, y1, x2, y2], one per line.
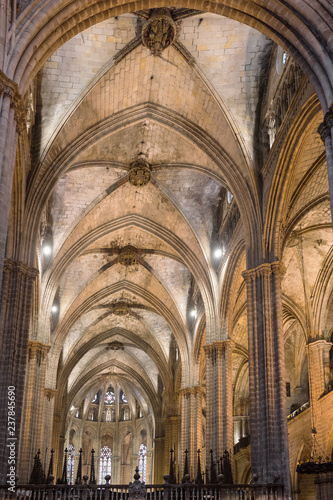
[44, 388, 58, 401]
[3, 259, 39, 280]
[179, 385, 204, 397]
[28, 340, 51, 359]
[242, 261, 285, 282]
[305, 338, 333, 351]
[203, 339, 235, 356]
[0, 70, 26, 133]
[318, 102, 333, 142]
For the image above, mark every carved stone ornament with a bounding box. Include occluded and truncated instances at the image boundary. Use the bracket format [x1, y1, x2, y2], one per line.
[113, 302, 130, 316]
[118, 245, 138, 266]
[142, 8, 177, 56]
[108, 341, 124, 351]
[128, 157, 151, 187]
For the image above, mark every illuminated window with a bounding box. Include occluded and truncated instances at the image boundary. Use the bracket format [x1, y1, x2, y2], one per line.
[92, 394, 98, 403]
[227, 191, 233, 204]
[138, 444, 147, 482]
[67, 444, 75, 484]
[104, 390, 115, 404]
[282, 51, 289, 67]
[121, 392, 128, 403]
[99, 446, 112, 484]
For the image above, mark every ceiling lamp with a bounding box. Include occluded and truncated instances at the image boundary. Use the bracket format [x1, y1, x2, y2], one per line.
[128, 157, 151, 187]
[142, 8, 177, 56]
[118, 245, 138, 267]
[112, 302, 130, 316]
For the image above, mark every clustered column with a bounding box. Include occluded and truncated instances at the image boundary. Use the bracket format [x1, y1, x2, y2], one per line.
[18, 341, 50, 482]
[0, 259, 38, 483]
[203, 339, 234, 470]
[242, 262, 290, 496]
[180, 386, 203, 479]
[306, 339, 332, 453]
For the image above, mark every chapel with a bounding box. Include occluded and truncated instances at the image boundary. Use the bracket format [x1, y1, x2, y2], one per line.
[1, 2, 333, 499]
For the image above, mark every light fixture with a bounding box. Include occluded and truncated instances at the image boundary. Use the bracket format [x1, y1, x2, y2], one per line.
[51, 305, 58, 313]
[43, 245, 52, 256]
[214, 248, 223, 259]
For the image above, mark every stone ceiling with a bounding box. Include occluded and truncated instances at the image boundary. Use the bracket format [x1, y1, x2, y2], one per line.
[33, 10, 316, 424]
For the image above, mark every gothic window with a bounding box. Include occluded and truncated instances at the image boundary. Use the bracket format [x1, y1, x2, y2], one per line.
[227, 191, 233, 204]
[92, 394, 98, 403]
[138, 444, 147, 482]
[67, 444, 75, 484]
[104, 389, 115, 404]
[99, 446, 112, 484]
[282, 51, 289, 67]
[121, 392, 128, 403]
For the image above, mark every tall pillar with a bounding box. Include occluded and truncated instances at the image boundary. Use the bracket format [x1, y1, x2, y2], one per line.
[179, 386, 203, 479]
[306, 339, 332, 452]
[153, 436, 165, 483]
[18, 341, 50, 482]
[0, 259, 38, 483]
[203, 339, 234, 468]
[164, 415, 180, 479]
[242, 262, 290, 496]
[318, 103, 333, 223]
[0, 71, 26, 294]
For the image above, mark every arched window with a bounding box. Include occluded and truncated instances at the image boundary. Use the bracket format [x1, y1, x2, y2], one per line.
[99, 446, 112, 483]
[138, 444, 147, 482]
[121, 392, 128, 403]
[67, 444, 75, 484]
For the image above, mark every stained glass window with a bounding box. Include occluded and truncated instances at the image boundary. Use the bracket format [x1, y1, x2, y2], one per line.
[282, 51, 289, 67]
[121, 392, 128, 403]
[92, 394, 98, 403]
[99, 446, 112, 484]
[104, 390, 115, 404]
[67, 444, 75, 484]
[138, 444, 147, 482]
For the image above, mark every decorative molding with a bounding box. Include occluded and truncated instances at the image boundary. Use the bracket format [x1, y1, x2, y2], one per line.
[28, 341, 51, 358]
[3, 259, 39, 280]
[318, 102, 333, 142]
[0, 70, 26, 133]
[242, 261, 285, 282]
[142, 8, 177, 56]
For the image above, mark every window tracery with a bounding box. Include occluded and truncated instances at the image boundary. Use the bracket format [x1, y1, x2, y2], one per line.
[138, 444, 147, 482]
[99, 446, 112, 484]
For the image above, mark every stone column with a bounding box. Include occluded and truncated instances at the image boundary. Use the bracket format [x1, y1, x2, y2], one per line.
[164, 415, 180, 479]
[318, 103, 333, 223]
[0, 71, 26, 294]
[153, 436, 165, 483]
[42, 388, 58, 458]
[242, 262, 290, 496]
[203, 339, 234, 469]
[0, 259, 38, 483]
[18, 341, 50, 482]
[179, 386, 203, 479]
[305, 339, 332, 452]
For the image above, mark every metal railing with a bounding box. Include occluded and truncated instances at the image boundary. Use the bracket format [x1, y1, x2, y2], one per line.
[0, 482, 284, 500]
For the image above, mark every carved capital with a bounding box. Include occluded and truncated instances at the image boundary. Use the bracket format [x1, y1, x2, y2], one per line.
[3, 259, 39, 281]
[318, 102, 333, 142]
[203, 339, 234, 359]
[179, 385, 203, 398]
[242, 261, 285, 282]
[28, 340, 51, 360]
[0, 70, 26, 134]
[44, 388, 58, 401]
